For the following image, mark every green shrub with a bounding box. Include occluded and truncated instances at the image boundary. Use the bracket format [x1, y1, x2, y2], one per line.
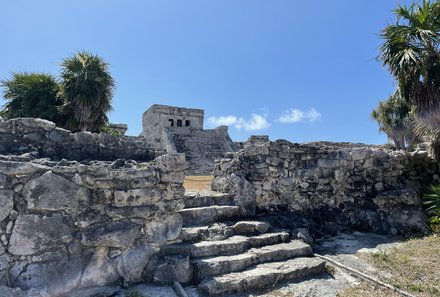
[423, 184, 440, 233]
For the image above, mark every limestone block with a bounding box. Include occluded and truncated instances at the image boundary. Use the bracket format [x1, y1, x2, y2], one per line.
[0, 190, 13, 222]
[23, 171, 89, 213]
[0, 285, 44, 297]
[114, 188, 161, 207]
[0, 161, 49, 176]
[154, 256, 194, 284]
[117, 245, 158, 283]
[81, 221, 140, 248]
[14, 256, 82, 295]
[49, 127, 71, 142]
[9, 214, 72, 255]
[373, 189, 420, 208]
[233, 221, 270, 235]
[106, 205, 157, 220]
[144, 214, 182, 243]
[154, 153, 187, 172]
[80, 248, 119, 287]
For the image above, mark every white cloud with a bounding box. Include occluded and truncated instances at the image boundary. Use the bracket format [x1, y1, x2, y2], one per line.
[207, 115, 239, 126]
[208, 113, 270, 131]
[278, 108, 321, 123]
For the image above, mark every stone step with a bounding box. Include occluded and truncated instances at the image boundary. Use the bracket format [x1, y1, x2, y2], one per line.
[192, 240, 312, 281]
[198, 257, 326, 296]
[179, 206, 240, 227]
[178, 221, 271, 242]
[184, 191, 234, 208]
[162, 232, 290, 258]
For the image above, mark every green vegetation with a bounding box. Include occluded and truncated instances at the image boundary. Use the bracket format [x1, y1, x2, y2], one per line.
[60, 51, 115, 132]
[423, 184, 440, 232]
[371, 91, 417, 150]
[0, 72, 64, 125]
[0, 51, 115, 133]
[375, 0, 440, 153]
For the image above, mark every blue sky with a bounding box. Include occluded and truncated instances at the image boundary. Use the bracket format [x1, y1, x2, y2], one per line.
[0, 1, 414, 143]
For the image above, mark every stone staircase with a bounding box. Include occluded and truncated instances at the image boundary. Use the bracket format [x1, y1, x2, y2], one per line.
[159, 191, 328, 296]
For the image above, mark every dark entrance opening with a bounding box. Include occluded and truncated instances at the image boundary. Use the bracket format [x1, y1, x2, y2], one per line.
[177, 119, 183, 127]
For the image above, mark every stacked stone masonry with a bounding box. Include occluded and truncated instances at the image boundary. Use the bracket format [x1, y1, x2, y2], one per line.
[0, 152, 187, 296]
[212, 140, 439, 236]
[0, 118, 159, 161]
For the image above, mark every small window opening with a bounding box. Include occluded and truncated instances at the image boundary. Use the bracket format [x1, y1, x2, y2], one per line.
[177, 119, 183, 127]
[169, 119, 174, 126]
[185, 120, 190, 127]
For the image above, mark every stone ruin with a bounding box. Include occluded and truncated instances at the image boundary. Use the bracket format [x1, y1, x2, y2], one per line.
[0, 112, 438, 296]
[139, 104, 236, 175]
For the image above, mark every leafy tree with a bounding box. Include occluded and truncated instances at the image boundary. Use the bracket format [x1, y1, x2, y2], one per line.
[0, 72, 64, 124]
[60, 51, 115, 132]
[379, 0, 440, 153]
[372, 91, 418, 150]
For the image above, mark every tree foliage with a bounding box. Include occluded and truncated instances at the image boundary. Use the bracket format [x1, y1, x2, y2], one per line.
[60, 51, 115, 132]
[372, 91, 417, 150]
[0, 72, 64, 124]
[378, 0, 440, 153]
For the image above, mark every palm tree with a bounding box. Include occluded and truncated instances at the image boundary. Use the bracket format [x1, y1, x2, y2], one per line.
[371, 90, 417, 150]
[0, 72, 64, 124]
[60, 51, 115, 132]
[379, 0, 440, 153]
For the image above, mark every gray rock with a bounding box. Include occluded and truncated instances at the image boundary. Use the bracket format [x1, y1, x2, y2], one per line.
[154, 256, 194, 284]
[80, 248, 119, 288]
[81, 221, 140, 248]
[13, 256, 82, 294]
[0, 285, 44, 297]
[0, 174, 6, 189]
[0, 190, 13, 222]
[233, 221, 270, 235]
[114, 188, 161, 207]
[9, 214, 72, 256]
[198, 257, 326, 296]
[117, 245, 158, 283]
[0, 161, 48, 176]
[155, 153, 187, 173]
[144, 214, 183, 242]
[23, 171, 89, 214]
[292, 227, 314, 245]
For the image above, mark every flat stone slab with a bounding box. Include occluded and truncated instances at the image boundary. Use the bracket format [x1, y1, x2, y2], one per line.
[184, 191, 234, 208]
[178, 220, 272, 242]
[179, 205, 240, 226]
[233, 221, 270, 235]
[198, 257, 326, 296]
[193, 240, 312, 279]
[9, 214, 72, 256]
[163, 232, 290, 258]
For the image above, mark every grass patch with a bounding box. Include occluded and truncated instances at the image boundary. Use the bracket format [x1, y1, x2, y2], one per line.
[183, 175, 213, 191]
[339, 235, 440, 297]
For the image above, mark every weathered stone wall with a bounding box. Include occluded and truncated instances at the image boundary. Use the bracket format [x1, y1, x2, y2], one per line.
[169, 126, 235, 175]
[212, 140, 439, 236]
[0, 118, 159, 161]
[0, 153, 186, 296]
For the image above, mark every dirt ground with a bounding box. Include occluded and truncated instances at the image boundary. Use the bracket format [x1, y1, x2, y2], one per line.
[183, 175, 213, 191]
